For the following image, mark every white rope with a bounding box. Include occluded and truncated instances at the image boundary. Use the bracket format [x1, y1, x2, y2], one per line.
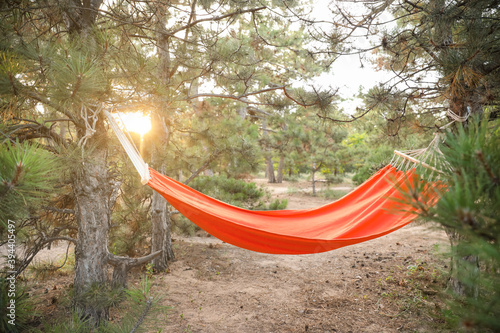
[104, 110, 150, 185]
[391, 106, 470, 173]
[446, 108, 470, 123]
[78, 104, 100, 148]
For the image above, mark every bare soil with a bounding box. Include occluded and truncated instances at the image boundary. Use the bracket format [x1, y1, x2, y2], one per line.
[30, 178, 451, 332]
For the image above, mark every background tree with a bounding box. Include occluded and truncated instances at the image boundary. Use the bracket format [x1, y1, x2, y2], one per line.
[298, 0, 499, 300]
[0, 0, 336, 324]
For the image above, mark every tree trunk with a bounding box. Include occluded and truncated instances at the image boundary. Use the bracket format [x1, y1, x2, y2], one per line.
[262, 119, 276, 183]
[150, 116, 175, 271]
[63, 0, 108, 325]
[150, 161, 175, 271]
[266, 157, 275, 183]
[73, 130, 111, 325]
[311, 167, 316, 196]
[149, 4, 175, 272]
[276, 155, 284, 183]
[446, 229, 480, 298]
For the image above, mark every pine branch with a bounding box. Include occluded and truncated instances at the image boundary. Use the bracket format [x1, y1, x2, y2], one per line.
[187, 86, 322, 108]
[476, 150, 498, 184]
[43, 206, 76, 214]
[12, 78, 81, 127]
[317, 101, 378, 123]
[7, 122, 68, 147]
[169, 7, 267, 36]
[129, 296, 153, 333]
[184, 151, 222, 185]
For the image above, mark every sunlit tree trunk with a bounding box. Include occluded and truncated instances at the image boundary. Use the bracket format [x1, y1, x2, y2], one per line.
[73, 123, 111, 324]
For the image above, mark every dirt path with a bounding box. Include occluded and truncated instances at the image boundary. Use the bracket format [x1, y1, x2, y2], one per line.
[144, 223, 448, 333]
[32, 179, 450, 332]
[137, 180, 450, 332]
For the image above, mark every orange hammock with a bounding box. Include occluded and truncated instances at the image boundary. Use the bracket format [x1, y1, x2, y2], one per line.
[104, 111, 438, 255]
[147, 165, 429, 254]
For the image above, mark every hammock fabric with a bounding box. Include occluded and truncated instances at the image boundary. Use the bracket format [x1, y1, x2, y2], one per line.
[147, 165, 430, 254]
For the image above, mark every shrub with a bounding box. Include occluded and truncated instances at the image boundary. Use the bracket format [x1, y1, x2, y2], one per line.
[400, 117, 500, 331]
[171, 176, 288, 236]
[324, 174, 344, 185]
[352, 166, 373, 185]
[0, 277, 39, 332]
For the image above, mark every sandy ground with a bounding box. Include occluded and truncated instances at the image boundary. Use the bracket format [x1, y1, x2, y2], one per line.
[149, 226, 449, 333]
[28, 178, 451, 332]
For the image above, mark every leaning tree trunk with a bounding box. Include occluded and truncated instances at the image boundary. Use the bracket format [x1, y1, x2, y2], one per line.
[73, 129, 111, 325]
[149, 114, 175, 271]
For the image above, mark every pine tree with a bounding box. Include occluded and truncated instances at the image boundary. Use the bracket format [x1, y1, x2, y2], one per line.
[400, 116, 500, 331]
[0, 0, 337, 325]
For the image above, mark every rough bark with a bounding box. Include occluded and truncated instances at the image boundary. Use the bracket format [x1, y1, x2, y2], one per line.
[150, 114, 175, 271]
[266, 157, 276, 183]
[72, 126, 111, 325]
[63, 0, 110, 325]
[150, 161, 175, 271]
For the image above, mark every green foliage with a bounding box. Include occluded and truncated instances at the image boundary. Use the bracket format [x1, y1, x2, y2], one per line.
[190, 174, 287, 210]
[401, 117, 500, 332]
[323, 173, 344, 185]
[316, 189, 350, 201]
[41, 277, 164, 333]
[351, 143, 394, 185]
[0, 141, 58, 227]
[74, 283, 125, 313]
[173, 175, 287, 235]
[256, 198, 288, 211]
[352, 166, 372, 185]
[41, 310, 93, 333]
[271, 108, 348, 181]
[189, 175, 266, 208]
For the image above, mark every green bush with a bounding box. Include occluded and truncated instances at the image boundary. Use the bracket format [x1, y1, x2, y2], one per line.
[401, 117, 500, 331]
[172, 175, 288, 235]
[352, 166, 373, 185]
[317, 189, 351, 200]
[189, 175, 265, 208]
[255, 198, 288, 211]
[324, 173, 344, 185]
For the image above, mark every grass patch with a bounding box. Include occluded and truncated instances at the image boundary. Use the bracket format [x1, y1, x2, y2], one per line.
[315, 189, 351, 200]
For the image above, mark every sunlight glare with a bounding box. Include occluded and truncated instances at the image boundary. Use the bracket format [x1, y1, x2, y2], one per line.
[116, 112, 152, 136]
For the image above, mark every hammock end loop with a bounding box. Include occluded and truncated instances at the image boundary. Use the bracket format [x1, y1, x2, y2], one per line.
[141, 164, 150, 185]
